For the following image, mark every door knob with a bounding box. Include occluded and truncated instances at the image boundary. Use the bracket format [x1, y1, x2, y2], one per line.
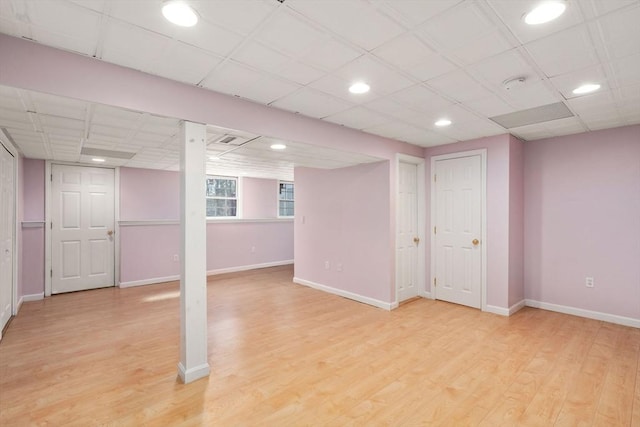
[413, 237, 420, 244]
[107, 230, 114, 237]
[472, 239, 479, 246]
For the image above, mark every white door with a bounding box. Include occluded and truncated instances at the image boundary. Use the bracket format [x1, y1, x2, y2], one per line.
[397, 161, 420, 302]
[434, 155, 482, 308]
[51, 165, 115, 294]
[0, 143, 15, 335]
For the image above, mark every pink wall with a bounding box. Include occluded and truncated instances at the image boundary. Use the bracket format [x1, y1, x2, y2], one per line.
[119, 167, 293, 284]
[524, 125, 640, 319]
[424, 134, 512, 309]
[20, 158, 45, 297]
[294, 161, 392, 303]
[120, 167, 180, 220]
[241, 177, 278, 219]
[508, 135, 525, 306]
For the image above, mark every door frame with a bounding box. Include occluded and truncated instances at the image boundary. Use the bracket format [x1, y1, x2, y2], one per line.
[395, 153, 426, 307]
[430, 149, 487, 311]
[0, 136, 19, 320]
[44, 162, 120, 296]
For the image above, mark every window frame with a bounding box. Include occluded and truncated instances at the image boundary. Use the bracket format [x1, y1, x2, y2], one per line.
[278, 180, 294, 218]
[206, 175, 239, 219]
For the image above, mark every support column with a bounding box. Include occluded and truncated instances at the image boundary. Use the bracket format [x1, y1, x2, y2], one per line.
[177, 120, 210, 384]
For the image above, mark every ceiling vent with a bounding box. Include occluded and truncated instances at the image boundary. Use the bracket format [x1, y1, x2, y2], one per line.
[489, 102, 574, 129]
[219, 136, 237, 144]
[80, 147, 136, 159]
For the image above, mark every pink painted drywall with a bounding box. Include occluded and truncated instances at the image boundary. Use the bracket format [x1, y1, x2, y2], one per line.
[20, 158, 45, 297]
[294, 161, 392, 303]
[22, 158, 44, 221]
[242, 177, 278, 219]
[120, 167, 180, 220]
[524, 125, 640, 320]
[424, 134, 512, 309]
[508, 135, 525, 306]
[0, 35, 423, 162]
[119, 221, 293, 283]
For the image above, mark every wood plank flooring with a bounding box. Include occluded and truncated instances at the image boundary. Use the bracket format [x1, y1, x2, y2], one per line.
[1, 265, 638, 426]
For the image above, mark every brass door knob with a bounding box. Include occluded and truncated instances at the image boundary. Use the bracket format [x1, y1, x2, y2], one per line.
[413, 237, 420, 244]
[107, 230, 114, 237]
[472, 239, 479, 246]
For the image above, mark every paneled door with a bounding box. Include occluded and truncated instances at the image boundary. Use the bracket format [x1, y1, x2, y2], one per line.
[51, 165, 115, 294]
[0, 143, 15, 336]
[434, 155, 482, 309]
[397, 161, 420, 302]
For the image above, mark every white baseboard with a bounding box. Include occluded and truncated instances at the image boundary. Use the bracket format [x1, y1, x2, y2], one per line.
[293, 277, 393, 311]
[119, 260, 295, 288]
[525, 299, 640, 328]
[509, 299, 526, 315]
[484, 304, 510, 316]
[119, 275, 180, 288]
[207, 260, 293, 276]
[177, 362, 210, 384]
[421, 291, 433, 299]
[22, 293, 44, 302]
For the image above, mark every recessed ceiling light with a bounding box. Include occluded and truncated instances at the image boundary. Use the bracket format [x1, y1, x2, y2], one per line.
[162, 1, 198, 27]
[572, 83, 601, 95]
[349, 82, 370, 94]
[524, 1, 566, 25]
[270, 143, 287, 150]
[92, 158, 105, 163]
[435, 119, 452, 127]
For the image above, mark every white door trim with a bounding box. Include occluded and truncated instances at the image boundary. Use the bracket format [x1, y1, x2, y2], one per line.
[430, 149, 487, 312]
[45, 162, 119, 296]
[395, 153, 426, 306]
[0, 136, 19, 319]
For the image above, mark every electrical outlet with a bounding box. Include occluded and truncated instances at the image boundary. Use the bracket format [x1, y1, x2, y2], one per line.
[585, 277, 594, 288]
[324, 261, 330, 270]
[173, 254, 179, 262]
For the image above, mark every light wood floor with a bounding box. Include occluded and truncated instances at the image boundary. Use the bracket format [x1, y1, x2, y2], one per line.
[1, 265, 638, 426]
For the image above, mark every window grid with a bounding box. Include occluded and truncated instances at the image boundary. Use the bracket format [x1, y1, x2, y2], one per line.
[206, 176, 237, 218]
[279, 181, 294, 217]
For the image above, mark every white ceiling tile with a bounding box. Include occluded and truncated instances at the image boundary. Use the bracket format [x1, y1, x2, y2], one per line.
[525, 25, 599, 77]
[192, 0, 277, 36]
[450, 30, 514, 65]
[288, 0, 404, 51]
[335, 55, 415, 95]
[276, 61, 325, 86]
[309, 74, 379, 104]
[298, 39, 362, 72]
[427, 70, 493, 102]
[30, 29, 98, 57]
[67, 0, 106, 13]
[323, 106, 392, 130]
[364, 97, 418, 120]
[419, 2, 495, 50]
[465, 95, 516, 117]
[390, 84, 454, 113]
[236, 75, 301, 105]
[486, 0, 585, 44]
[27, 0, 101, 49]
[153, 42, 221, 85]
[372, 34, 435, 69]
[255, 9, 325, 58]
[406, 54, 458, 82]
[469, 49, 540, 89]
[101, 21, 171, 73]
[594, 4, 640, 60]
[175, 21, 244, 57]
[567, 90, 617, 115]
[549, 65, 609, 99]
[200, 61, 264, 96]
[608, 54, 640, 88]
[106, 0, 181, 36]
[271, 88, 354, 119]
[502, 81, 562, 110]
[231, 41, 291, 74]
[382, 0, 462, 27]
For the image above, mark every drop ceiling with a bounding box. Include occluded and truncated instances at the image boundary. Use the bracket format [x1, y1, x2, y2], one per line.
[0, 0, 639, 175]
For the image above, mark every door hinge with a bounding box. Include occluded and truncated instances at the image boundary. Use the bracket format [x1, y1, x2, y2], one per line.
[433, 277, 437, 287]
[433, 226, 436, 234]
[50, 174, 53, 181]
[433, 174, 437, 182]
[50, 222, 53, 229]
[50, 269, 53, 278]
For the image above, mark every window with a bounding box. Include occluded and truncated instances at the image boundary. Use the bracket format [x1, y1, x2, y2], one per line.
[206, 176, 237, 217]
[279, 181, 294, 217]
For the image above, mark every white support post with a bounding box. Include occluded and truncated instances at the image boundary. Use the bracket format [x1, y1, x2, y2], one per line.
[177, 121, 210, 384]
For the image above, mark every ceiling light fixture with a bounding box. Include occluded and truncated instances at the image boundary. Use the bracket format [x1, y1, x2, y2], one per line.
[92, 158, 106, 163]
[524, 1, 566, 25]
[572, 83, 601, 95]
[349, 82, 370, 94]
[435, 119, 452, 127]
[162, 1, 198, 27]
[270, 143, 287, 150]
